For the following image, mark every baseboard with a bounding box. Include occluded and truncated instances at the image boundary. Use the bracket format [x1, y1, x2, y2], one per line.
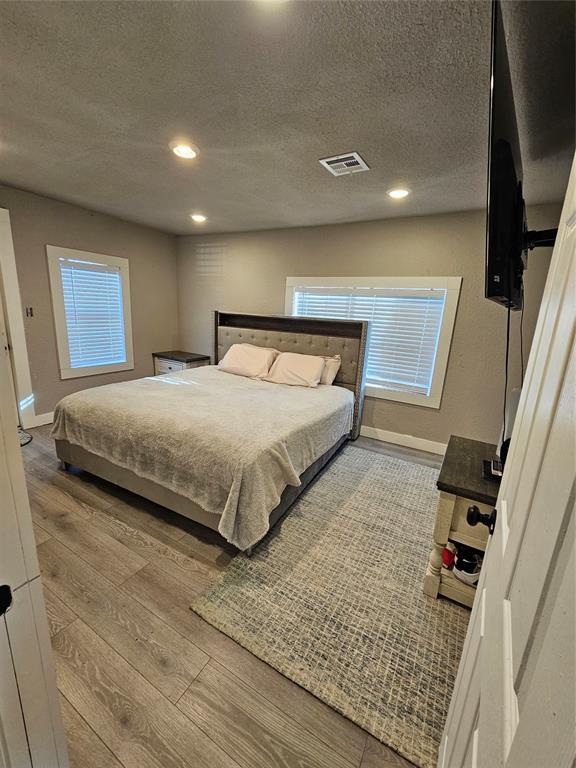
[360, 426, 447, 456]
[22, 413, 446, 452]
[22, 411, 54, 429]
[23, 415, 447, 453]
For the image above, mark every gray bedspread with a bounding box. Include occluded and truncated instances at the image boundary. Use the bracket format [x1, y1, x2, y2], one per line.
[51, 366, 354, 549]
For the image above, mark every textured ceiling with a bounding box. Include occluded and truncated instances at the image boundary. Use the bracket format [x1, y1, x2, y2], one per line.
[0, 0, 573, 234]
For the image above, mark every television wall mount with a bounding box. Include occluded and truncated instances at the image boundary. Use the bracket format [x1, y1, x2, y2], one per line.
[523, 227, 558, 251]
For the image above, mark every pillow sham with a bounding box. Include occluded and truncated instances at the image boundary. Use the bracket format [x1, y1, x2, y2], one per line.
[263, 351, 325, 388]
[218, 343, 278, 378]
[320, 354, 341, 385]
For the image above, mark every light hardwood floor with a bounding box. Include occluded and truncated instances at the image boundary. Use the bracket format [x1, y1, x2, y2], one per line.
[24, 427, 437, 768]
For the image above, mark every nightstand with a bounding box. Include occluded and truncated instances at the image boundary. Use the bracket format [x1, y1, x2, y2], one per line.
[152, 351, 210, 375]
[423, 435, 500, 608]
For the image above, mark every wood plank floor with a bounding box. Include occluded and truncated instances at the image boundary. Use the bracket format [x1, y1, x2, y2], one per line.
[25, 427, 438, 768]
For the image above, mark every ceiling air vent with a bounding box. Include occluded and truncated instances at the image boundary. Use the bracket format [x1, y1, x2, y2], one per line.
[319, 151, 370, 177]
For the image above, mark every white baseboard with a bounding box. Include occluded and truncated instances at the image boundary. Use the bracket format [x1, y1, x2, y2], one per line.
[22, 411, 54, 429]
[22, 414, 446, 452]
[360, 425, 447, 456]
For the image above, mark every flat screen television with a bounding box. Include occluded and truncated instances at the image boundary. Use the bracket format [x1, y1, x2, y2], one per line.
[485, 0, 526, 311]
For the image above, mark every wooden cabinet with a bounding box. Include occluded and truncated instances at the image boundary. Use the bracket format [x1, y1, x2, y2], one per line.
[423, 435, 500, 608]
[152, 351, 210, 376]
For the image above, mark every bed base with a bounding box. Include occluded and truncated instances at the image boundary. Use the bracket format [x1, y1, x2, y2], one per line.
[54, 312, 367, 553]
[55, 435, 348, 553]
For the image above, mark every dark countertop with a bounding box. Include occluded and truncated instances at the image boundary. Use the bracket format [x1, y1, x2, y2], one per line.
[437, 435, 500, 506]
[153, 350, 210, 363]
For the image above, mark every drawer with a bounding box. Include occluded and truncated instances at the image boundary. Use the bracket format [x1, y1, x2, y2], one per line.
[187, 360, 209, 369]
[155, 358, 185, 374]
[450, 496, 491, 550]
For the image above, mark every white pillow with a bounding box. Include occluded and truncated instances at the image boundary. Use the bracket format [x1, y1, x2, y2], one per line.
[218, 344, 278, 378]
[320, 354, 341, 385]
[263, 352, 325, 388]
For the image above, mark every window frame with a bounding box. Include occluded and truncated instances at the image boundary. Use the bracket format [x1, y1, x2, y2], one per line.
[285, 276, 462, 409]
[47, 245, 134, 380]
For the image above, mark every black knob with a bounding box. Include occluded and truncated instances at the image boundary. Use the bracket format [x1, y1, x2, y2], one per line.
[467, 505, 497, 535]
[0, 585, 12, 617]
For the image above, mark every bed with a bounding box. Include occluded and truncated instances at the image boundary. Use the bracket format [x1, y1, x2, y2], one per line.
[52, 312, 368, 551]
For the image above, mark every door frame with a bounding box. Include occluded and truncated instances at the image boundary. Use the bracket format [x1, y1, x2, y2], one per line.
[439, 154, 576, 767]
[0, 284, 68, 766]
[0, 208, 53, 429]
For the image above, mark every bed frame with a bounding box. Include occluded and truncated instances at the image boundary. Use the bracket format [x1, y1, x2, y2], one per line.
[56, 312, 368, 552]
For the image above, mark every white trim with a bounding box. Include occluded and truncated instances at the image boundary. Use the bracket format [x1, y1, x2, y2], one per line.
[23, 411, 54, 428]
[46, 245, 134, 380]
[365, 382, 444, 408]
[0, 274, 68, 766]
[285, 276, 462, 409]
[285, 275, 462, 291]
[502, 598, 519, 758]
[360, 424, 447, 456]
[0, 208, 39, 429]
[421, 279, 461, 409]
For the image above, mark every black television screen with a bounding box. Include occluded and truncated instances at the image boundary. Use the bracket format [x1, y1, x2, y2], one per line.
[485, 0, 526, 311]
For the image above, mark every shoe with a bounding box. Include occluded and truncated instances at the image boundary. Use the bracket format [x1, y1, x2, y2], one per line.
[453, 550, 483, 587]
[442, 543, 456, 569]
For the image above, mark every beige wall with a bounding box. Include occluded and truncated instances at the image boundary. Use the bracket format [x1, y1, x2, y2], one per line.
[177, 205, 559, 446]
[0, 184, 179, 414]
[0, 182, 558, 445]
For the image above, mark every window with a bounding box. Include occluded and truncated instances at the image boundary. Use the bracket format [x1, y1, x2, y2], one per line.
[286, 276, 461, 408]
[47, 246, 134, 379]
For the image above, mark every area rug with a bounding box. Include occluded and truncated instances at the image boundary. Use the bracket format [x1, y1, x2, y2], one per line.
[191, 445, 470, 768]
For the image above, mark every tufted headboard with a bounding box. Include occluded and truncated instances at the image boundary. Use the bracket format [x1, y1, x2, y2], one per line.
[214, 311, 368, 439]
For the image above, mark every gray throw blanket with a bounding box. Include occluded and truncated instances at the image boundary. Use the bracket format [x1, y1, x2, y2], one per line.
[51, 366, 354, 549]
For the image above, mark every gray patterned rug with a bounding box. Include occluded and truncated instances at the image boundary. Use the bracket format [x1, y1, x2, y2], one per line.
[191, 445, 470, 768]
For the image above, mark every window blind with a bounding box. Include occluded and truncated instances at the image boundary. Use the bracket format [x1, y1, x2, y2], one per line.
[293, 286, 447, 396]
[59, 259, 127, 369]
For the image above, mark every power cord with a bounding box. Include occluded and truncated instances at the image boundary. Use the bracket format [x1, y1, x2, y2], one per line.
[520, 293, 525, 385]
[503, 300, 511, 444]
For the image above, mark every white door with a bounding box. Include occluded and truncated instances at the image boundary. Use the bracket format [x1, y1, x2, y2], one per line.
[0, 605, 31, 768]
[0, 289, 68, 767]
[440, 156, 576, 768]
[0, 288, 19, 426]
[0, 281, 34, 768]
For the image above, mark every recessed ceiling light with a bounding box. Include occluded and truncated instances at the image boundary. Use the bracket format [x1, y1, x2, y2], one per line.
[170, 142, 198, 159]
[387, 188, 410, 199]
[190, 213, 207, 223]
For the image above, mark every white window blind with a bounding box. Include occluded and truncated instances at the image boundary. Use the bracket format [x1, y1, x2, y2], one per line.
[59, 259, 127, 369]
[292, 286, 447, 397]
[47, 245, 134, 380]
